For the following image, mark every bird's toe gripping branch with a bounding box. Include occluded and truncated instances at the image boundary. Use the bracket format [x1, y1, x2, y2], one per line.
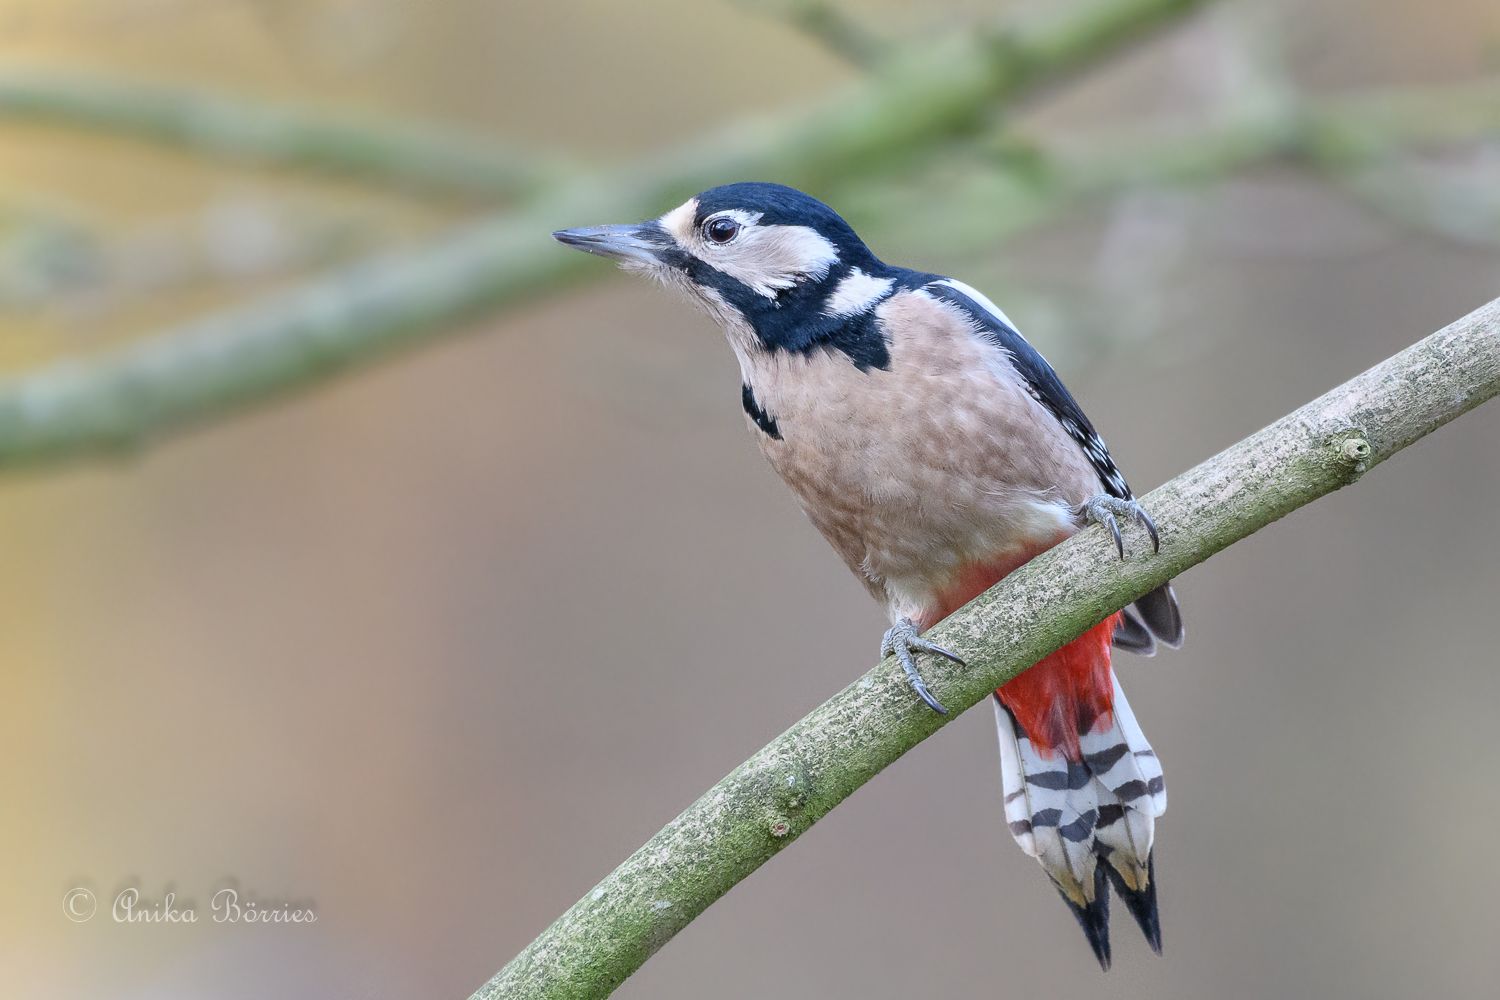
[1079, 495, 1160, 559]
[881, 617, 965, 715]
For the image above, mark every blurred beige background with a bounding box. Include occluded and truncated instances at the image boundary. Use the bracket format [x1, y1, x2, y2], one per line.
[1, 1, 1498, 998]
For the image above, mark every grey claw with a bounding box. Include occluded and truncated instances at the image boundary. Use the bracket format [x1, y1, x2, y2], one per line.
[906, 666, 949, 715]
[1136, 508, 1160, 553]
[917, 638, 966, 666]
[1082, 494, 1160, 560]
[881, 618, 955, 714]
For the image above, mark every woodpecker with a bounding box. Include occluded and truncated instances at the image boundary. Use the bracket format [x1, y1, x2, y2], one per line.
[554, 182, 1182, 969]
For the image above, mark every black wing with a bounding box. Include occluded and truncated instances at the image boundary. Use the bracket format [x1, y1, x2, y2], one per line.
[922, 278, 1131, 499]
[920, 277, 1185, 650]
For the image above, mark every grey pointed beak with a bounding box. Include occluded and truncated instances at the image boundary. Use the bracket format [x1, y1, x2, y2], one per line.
[552, 223, 665, 266]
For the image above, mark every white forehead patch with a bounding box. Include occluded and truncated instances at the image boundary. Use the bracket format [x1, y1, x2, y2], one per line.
[659, 197, 700, 245]
[824, 267, 895, 317]
[657, 196, 840, 299]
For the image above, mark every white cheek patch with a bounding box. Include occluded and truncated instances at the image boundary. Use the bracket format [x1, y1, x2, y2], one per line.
[713, 223, 840, 298]
[824, 267, 895, 317]
[657, 197, 841, 300]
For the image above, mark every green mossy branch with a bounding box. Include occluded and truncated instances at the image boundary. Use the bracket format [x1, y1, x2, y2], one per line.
[474, 296, 1500, 1000]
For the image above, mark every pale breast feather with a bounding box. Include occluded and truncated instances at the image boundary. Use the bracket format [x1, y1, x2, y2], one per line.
[922, 278, 1132, 500]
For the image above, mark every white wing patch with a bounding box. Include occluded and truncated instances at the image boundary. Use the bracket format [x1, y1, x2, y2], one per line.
[824, 267, 895, 317]
[932, 278, 1023, 337]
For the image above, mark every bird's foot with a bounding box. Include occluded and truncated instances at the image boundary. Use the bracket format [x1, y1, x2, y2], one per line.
[1080, 494, 1159, 559]
[881, 618, 964, 715]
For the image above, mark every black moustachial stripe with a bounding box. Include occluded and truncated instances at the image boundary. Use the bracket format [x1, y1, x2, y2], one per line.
[742, 383, 781, 439]
[687, 256, 892, 371]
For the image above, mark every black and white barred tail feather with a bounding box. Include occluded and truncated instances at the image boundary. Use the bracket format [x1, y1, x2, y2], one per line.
[994, 674, 1166, 969]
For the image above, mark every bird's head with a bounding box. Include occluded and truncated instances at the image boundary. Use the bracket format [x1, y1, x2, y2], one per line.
[554, 182, 897, 365]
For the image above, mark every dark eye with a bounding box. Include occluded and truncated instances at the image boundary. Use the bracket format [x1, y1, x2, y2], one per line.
[705, 218, 740, 244]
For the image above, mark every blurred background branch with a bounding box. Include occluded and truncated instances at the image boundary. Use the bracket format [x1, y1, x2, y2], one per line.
[0, 0, 1497, 470]
[729, 0, 892, 68]
[0, 0, 1219, 468]
[0, 65, 575, 199]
